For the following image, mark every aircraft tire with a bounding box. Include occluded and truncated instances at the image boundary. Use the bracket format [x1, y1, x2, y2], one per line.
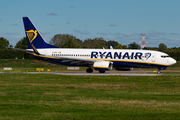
[99, 70, 106, 73]
[86, 68, 93, 73]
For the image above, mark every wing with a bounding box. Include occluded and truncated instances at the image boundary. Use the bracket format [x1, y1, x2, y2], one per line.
[25, 51, 95, 66]
[49, 55, 95, 66]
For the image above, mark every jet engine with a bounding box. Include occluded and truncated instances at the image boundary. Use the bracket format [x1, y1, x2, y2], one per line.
[93, 61, 113, 71]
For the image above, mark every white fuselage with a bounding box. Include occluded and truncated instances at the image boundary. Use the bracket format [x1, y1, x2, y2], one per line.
[34, 48, 176, 68]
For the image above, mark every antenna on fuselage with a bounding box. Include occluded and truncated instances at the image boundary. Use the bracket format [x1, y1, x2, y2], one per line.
[110, 46, 113, 49]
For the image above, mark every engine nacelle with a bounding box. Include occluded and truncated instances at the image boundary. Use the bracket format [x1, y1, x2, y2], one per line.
[93, 61, 113, 71]
[115, 67, 133, 71]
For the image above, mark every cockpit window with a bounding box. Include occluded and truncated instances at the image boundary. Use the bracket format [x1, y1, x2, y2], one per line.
[161, 55, 170, 58]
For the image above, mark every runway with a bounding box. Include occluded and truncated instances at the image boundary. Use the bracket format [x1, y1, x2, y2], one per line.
[1, 71, 180, 76]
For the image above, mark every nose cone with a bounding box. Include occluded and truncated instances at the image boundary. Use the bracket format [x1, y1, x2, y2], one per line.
[170, 58, 177, 65]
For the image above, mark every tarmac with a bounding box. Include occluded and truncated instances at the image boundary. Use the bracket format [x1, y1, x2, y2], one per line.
[1, 70, 180, 76]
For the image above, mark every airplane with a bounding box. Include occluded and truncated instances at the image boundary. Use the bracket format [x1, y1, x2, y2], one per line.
[12, 17, 177, 73]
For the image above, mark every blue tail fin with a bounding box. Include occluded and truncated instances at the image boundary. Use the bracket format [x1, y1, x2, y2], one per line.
[23, 17, 58, 52]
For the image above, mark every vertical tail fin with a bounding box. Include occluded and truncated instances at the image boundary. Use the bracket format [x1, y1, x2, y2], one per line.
[23, 17, 58, 53]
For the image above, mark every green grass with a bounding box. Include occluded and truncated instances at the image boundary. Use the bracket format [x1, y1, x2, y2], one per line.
[0, 74, 180, 119]
[0, 59, 88, 72]
[0, 59, 60, 68]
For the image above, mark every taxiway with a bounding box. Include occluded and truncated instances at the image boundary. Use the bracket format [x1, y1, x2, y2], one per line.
[0, 71, 180, 76]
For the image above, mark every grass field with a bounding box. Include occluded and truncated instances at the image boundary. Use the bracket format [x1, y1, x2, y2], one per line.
[0, 74, 180, 119]
[0, 59, 86, 72]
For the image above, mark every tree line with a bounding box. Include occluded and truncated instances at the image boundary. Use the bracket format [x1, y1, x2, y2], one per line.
[0, 34, 179, 60]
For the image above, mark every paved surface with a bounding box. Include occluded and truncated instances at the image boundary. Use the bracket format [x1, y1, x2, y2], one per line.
[1, 71, 180, 76]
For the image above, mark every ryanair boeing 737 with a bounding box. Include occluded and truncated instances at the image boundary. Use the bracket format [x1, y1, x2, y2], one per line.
[14, 17, 177, 73]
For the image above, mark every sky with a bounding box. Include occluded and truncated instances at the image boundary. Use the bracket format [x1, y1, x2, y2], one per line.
[1, 0, 180, 48]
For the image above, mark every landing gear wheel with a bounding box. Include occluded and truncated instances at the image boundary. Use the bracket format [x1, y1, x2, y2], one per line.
[99, 70, 106, 73]
[86, 68, 93, 73]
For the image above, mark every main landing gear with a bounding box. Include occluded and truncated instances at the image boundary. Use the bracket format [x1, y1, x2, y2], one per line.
[99, 70, 106, 73]
[86, 68, 106, 73]
[86, 68, 93, 73]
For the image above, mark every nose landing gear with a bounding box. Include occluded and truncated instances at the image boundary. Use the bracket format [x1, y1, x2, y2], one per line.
[157, 67, 166, 74]
[157, 70, 161, 74]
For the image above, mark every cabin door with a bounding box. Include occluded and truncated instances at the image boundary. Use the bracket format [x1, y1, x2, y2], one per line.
[151, 53, 156, 62]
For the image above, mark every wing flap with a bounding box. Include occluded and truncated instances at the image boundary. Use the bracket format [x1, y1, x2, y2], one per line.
[59, 56, 94, 66]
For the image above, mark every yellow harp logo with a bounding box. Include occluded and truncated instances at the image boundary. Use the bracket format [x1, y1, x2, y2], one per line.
[26, 30, 37, 43]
